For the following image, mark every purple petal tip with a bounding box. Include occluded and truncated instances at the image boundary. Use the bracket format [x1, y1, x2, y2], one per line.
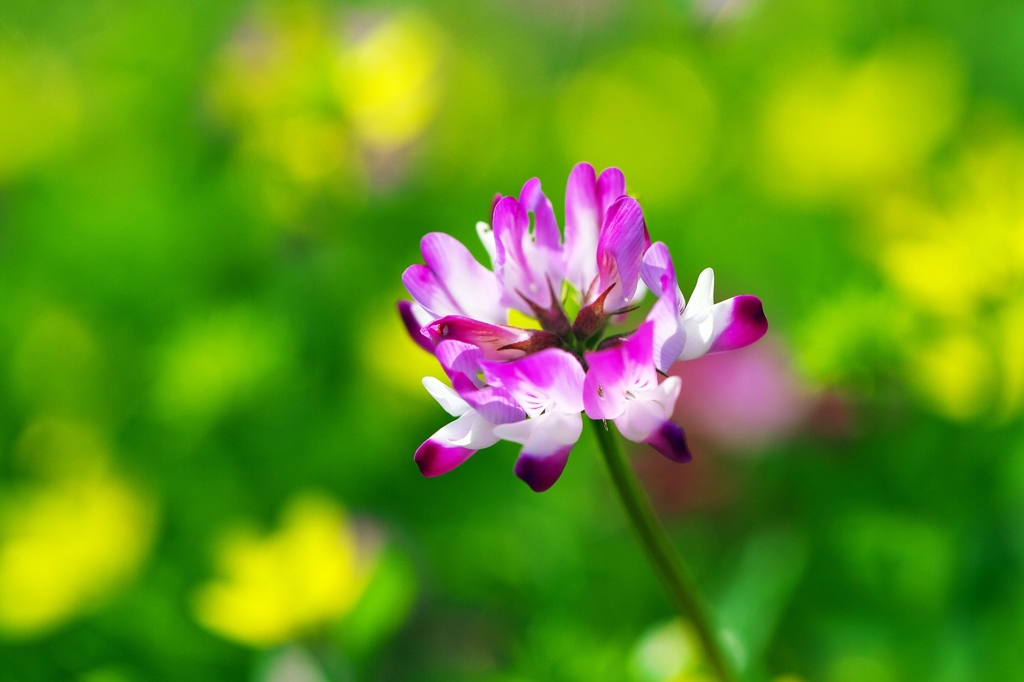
[414, 441, 475, 478]
[712, 295, 768, 353]
[514, 447, 572, 492]
[645, 422, 691, 463]
[397, 301, 435, 354]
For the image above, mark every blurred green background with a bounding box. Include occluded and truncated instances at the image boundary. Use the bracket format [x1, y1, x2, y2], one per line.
[2, 0, 1024, 680]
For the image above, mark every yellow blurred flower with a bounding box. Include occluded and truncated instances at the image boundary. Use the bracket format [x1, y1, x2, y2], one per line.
[0, 418, 156, 638]
[798, 124, 1024, 421]
[871, 127, 1024, 419]
[874, 131, 1024, 317]
[909, 331, 994, 421]
[335, 14, 443, 151]
[192, 494, 377, 648]
[759, 39, 962, 202]
[207, 5, 443, 219]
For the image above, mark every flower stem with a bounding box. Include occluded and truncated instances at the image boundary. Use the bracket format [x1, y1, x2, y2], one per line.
[588, 418, 739, 682]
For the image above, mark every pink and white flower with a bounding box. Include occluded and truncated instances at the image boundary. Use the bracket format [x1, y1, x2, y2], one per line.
[401, 163, 768, 491]
[482, 349, 586, 492]
[414, 340, 526, 477]
[583, 321, 690, 462]
[641, 242, 768, 373]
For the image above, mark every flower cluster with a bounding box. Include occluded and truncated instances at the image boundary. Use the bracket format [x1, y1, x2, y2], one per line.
[398, 163, 768, 491]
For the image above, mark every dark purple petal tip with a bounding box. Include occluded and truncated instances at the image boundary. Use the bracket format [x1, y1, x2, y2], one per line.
[645, 421, 691, 463]
[711, 295, 768, 353]
[414, 440, 476, 478]
[514, 447, 572, 492]
[397, 301, 435, 354]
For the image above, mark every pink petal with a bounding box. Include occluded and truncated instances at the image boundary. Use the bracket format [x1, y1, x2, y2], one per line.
[415, 440, 476, 477]
[640, 243, 688, 372]
[435, 339, 485, 387]
[640, 242, 679, 299]
[397, 300, 435, 353]
[709, 296, 769, 353]
[435, 340, 527, 425]
[564, 162, 601, 294]
[402, 265, 458, 319]
[482, 348, 586, 416]
[493, 411, 583, 491]
[492, 195, 529, 269]
[596, 196, 649, 311]
[492, 195, 556, 311]
[452, 374, 527, 425]
[425, 316, 530, 361]
[583, 321, 658, 420]
[564, 163, 629, 297]
[420, 232, 505, 325]
[415, 410, 500, 477]
[519, 177, 561, 251]
[596, 167, 626, 219]
[614, 377, 681, 444]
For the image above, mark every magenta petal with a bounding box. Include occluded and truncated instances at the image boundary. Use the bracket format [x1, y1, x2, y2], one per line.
[414, 440, 476, 477]
[491, 195, 529, 267]
[640, 242, 675, 296]
[397, 300, 434, 353]
[520, 177, 561, 251]
[709, 296, 769, 353]
[435, 340, 484, 385]
[644, 421, 691, 463]
[426, 316, 529, 361]
[565, 163, 599, 238]
[453, 375, 527, 425]
[583, 321, 658, 420]
[514, 446, 572, 492]
[646, 284, 686, 373]
[420, 232, 504, 324]
[482, 348, 586, 415]
[596, 166, 626, 219]
[564, 163, 600, 292]
[596, 196, 648, 310]
[402, 264, 457, 318]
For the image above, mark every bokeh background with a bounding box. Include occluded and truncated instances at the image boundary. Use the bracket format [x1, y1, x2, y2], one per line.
[1, 0, 1023, 680]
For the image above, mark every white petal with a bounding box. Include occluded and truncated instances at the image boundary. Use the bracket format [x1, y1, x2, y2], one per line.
[422, 376, 471, 417]
[492, 410, 582, 457]
[434, 411, 501, 449]
[677, 268, 716, 361]
[681, 268, 715, 321]
[615, 377, 680, 442]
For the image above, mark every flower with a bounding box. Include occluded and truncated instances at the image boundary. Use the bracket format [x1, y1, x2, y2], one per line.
[191, 494, 377, 648]
[414, 339, 526, 478]
[0, 418, 156, 638]
[399, 163, 768, 491]
[641, 241, 769, 372]
[583, 321, 689, 462]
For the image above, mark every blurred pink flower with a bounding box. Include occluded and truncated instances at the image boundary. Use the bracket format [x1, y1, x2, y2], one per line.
[668, 337, 825, 454]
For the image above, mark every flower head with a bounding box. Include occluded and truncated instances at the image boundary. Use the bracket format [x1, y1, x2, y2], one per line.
[399, 163, 768, 491]
[191, 494, 378, 648]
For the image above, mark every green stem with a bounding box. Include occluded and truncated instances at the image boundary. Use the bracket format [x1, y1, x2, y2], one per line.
[589, 418, 738, 682]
